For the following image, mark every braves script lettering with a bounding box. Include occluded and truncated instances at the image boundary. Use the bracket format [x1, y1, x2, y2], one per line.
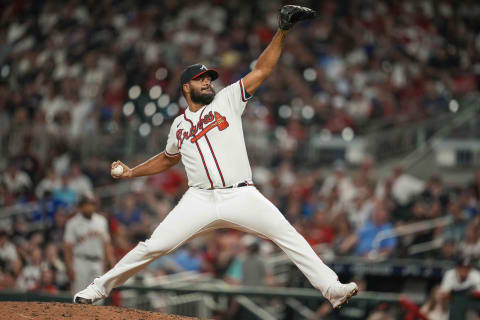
[176, 111, 229, 149]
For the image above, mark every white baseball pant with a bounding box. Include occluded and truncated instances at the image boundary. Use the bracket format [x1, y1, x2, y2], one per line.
[92, 186, 339, 296]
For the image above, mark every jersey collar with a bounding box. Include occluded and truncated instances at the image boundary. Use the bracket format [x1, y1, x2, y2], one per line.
[185, 104, 207, 118]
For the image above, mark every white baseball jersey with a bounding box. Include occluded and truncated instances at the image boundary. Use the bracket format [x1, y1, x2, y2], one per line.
[441, 268, 480, 293]
[64, 212, 110, 258]
[165, 79, 253, 188]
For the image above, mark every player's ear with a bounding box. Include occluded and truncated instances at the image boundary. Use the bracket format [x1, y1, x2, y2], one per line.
[183, 83, 189, 96]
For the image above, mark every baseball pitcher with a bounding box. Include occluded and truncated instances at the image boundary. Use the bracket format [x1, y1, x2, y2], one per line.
[75, 6, 358, 308]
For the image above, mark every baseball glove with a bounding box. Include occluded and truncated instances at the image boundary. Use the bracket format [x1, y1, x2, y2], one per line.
[279, 5, 316, 30]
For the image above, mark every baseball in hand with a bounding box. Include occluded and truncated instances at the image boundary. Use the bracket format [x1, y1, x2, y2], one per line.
[111, 165, 124, 176]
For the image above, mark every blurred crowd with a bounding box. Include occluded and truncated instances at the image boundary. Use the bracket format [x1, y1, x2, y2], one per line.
[1, 0, 480, 315]
[2, 0, 480, 167]
[1, 157, 480, 298]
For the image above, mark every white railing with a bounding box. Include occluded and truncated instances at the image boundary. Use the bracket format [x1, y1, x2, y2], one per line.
[408, 238, 445, 255]
[122, 271, 281, 320]
[371, 216, 452, 258]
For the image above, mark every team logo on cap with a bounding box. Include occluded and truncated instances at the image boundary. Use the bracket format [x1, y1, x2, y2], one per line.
[200, 65, 207, 71]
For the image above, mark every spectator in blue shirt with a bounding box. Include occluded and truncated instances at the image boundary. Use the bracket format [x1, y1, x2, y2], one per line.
[444, 200, 467, 243]
[354, 200, 397, 258]
[114, 195, 143, 227]
[172, 243, 204, 272]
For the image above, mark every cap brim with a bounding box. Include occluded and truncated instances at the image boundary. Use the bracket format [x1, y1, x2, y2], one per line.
[191, 69, 219, 81]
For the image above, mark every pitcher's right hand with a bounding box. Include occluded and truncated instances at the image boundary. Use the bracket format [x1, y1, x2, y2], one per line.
[111, 160, 133, 179]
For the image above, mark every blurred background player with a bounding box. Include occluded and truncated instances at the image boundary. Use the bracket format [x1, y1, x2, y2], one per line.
[64, 194, 115, 293]
[439, 256, 480, 320]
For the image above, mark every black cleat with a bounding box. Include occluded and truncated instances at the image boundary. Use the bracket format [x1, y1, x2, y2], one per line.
[74, 296, 93, 304]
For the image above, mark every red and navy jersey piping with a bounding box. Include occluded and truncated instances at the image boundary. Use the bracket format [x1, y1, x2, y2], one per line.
[204, 134, 226, 187]
[164, 150, 179, 157]
[183, 113, 214, 189]
[239, 78, 252, 102]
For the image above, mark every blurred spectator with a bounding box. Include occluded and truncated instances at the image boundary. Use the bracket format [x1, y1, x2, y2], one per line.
[114, 195, 143, 228]
[321, 160, 356, 207]
[68, 163, 93, 198]
[16, 246, 42, 291]
[443, 200, 468, 243]
[113, 194, 150, 241]
[2, 164, 32, 195]
[38, 267, 59, 295]
[347, 186, 375, 231]
[421, 175, 449, 209]
[0, 182, 13, 206]
[366, 306, 395, 320]
[147, 255, 182, 277]
[46, 206, 70, 243]
[461, 187, 479, 219]
[306, 210, 335, 247]
[240, 236, 275, 287]
[420, 285, 449, 320]
[402, 199, 437, 255]
[35, 167, 61, 200]
[351, 200, 397, 258]
[438, 240, 459, 261]
[376, 166, 425, 207]
[226, 236, 276, 320]
[332, 214, 355, 256]
[53, 174, 77, 206]
[171, 242, 204, 273]
[0, 230, 19, 270]
[83, 156, 111, 187]
[42, 242, 68, 290]
[12, 218, 29, 249]
[68, 92, 93, 140]
[459, 223, 480, 260]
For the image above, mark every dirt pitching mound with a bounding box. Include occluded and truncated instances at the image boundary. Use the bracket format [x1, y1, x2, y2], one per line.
[0, 302, 197, 320]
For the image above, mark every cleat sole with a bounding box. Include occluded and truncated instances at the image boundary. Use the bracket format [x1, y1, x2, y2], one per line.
[333, 287, 358, 309]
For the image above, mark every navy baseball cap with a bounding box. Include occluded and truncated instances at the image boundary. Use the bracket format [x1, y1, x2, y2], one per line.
[455, 255, 472, 267]
[78, 193, 96, 206]
[180, 64, 218, 88]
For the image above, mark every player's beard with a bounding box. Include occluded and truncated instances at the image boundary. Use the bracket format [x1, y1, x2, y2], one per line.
[190, 87, 216, 105]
